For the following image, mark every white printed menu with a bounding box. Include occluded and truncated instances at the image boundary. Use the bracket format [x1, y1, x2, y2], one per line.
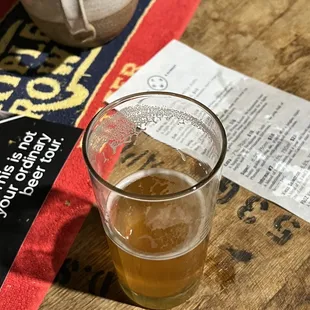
[107, 40, 310, 223]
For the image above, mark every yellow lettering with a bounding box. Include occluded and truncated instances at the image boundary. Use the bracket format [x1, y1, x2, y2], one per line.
[9, 44, 45, 59]
[9, 99, 42, 119]
[19, 23, 50, 42]
[37, 65, 55, 75]
[11, 47, 101, 117]
[27, 77, 60, 100]
[38, 46, 80, 75]
[110, 77, 124, 90]
[51, 47, 80, 64]
[0, 20, 22, 54]
[103, 63, 140, 102]
[0, 75, 21, 101]
[0, 56, 28, 74]
[104, 90, 114, 102]
[120, 63, 140, 77]
[51, 64, 75, 76]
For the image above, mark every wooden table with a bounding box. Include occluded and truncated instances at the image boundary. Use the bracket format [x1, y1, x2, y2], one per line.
[41, 0, 310, 309]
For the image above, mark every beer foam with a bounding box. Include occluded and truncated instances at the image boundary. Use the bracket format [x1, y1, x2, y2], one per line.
[105, 169, 211, 260]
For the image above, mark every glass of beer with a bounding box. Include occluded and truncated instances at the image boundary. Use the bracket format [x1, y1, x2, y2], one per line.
[83, 92, 226, 309]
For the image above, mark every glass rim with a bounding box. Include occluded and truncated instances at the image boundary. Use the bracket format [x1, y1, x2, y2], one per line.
[82, 91, 227, 201]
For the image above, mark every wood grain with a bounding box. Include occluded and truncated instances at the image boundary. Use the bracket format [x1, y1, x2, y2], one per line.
[41, 0, 310, 309]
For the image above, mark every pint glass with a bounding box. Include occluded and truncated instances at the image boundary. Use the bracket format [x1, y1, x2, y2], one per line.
[83, 92, 227, 309]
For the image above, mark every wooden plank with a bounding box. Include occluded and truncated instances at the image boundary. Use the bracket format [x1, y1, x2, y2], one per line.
[41, 0, 310, 309]
[263, 256, 310, 309]
[40, 284, 140, 310]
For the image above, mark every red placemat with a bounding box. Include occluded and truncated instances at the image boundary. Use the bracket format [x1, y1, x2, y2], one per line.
[0, 0, 200, 309]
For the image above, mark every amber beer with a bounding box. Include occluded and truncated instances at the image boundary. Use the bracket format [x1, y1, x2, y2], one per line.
[83, 92, 226, 309]
[105, 169, 210, 309]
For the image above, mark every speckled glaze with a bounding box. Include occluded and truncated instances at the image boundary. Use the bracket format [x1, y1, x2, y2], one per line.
[20, 0, 138, 48]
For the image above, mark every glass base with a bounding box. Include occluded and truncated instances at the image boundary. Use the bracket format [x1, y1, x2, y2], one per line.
[119, 281, 199, 309]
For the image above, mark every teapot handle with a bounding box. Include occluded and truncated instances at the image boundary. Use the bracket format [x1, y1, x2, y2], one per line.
[60, 0, 96, 44]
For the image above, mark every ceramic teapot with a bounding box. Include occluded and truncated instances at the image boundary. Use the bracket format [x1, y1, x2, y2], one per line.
[20, 0, 138, 48]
